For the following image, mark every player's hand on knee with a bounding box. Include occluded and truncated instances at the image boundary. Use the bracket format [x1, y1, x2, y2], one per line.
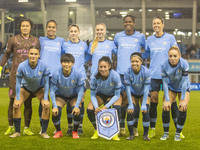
[52, 107, 58, 116]
[163, 101, 171, 111]
[13, 100, 21, 109]
[72, 107, 80, 116]
[141, 104, 147, 113]
[127, 104, 134, 114]
[127, 109, 134, 114]
[42, 100, 50, 109]
[179, 101, 187, 112]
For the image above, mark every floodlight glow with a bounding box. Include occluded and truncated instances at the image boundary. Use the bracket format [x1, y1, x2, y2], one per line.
[157, 9, 162, 11]
[18, 0, 28, 2]
[65, 0, 76, 2]
[120, 12, 128, 15]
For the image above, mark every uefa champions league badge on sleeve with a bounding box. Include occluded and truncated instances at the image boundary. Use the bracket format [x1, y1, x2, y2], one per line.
[96, 108, 119, 140]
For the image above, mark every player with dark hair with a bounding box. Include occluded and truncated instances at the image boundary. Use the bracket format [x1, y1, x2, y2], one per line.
[160, 46, 190, 141]
[50, 53, 84, 139]
[87, 56, 122, 141]
[62, 24, 90, 135]
[10, 46, 50, 138]
[40, 19, 65, 77]
[0, 17, 40, 136]
[88, 23, 117, 75]
[143, 17, 184, 138]
[39, 19, 65, 133]
[124, 52, 150, 141]
[114, 14, 146, 136]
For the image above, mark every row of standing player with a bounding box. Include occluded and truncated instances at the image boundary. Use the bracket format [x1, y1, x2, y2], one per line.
[0, 15, 190, 141]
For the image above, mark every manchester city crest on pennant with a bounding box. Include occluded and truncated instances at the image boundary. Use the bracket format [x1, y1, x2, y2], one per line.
[100, 112, 114, 128]
[96, 108, 120, 140]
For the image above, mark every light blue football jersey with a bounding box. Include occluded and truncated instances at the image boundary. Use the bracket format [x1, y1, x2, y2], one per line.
[16, 59, 50, 92]
[39, 36, 65, 77]
[124, 65, 151, 96]
[161, 57, 190, 92]
[62, 40, 89, 79]
[90, 70, 121, 96]
[51, 67, 84, 98]
[88, 39, 117, 75]
[145, 32, 177, 79]
[114, 30, 146, 75]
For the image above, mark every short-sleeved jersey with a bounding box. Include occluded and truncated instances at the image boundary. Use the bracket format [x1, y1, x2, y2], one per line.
[145, 32, 177, 79]
[114, 30, 146, 75]
[0, 34, 40, 83]
[161, 58, 190, 92]
[88, 39, 116, 75]
[16, 59, 50, 92]
[124, 65, 151, 96]
[61, 40, 89, 79]
[39, 36, 65, 76]
[90, 70, 121, 96]
[51, 67, 84, 98]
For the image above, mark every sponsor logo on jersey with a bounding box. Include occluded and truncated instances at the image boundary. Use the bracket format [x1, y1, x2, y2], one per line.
[147, 77, 151, 80]
[110, 82, 114, 86]
[163, 41, 167, 45]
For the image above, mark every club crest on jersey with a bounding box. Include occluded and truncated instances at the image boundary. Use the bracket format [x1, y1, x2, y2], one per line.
[140, 77, 143, 81]
[71, 80, 75, 84]
[80, 47, 83, 50]
[38, 71, 42, 75]
[178, 69, 182, 73]
[110, 82, 114, 86]
[99, 112, 115, 128]
[57, 42, 60, 45]
[106, 45, 109, 48]
[134, 39, 138, 42]
[163, 41, 167, 45]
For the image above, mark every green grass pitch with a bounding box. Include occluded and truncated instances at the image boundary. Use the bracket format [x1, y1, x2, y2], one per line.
[0, 88, 199, 150]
